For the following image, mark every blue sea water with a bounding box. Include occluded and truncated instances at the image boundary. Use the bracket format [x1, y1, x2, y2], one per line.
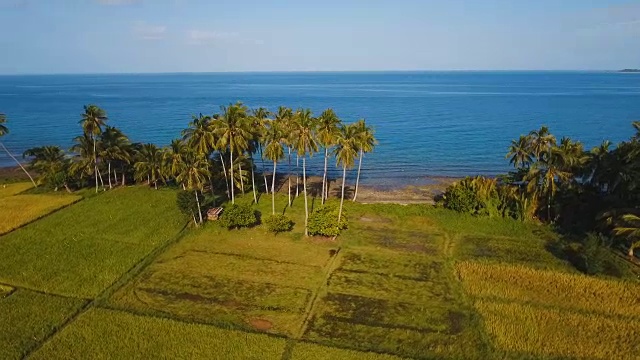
[0, 71, 639, 187]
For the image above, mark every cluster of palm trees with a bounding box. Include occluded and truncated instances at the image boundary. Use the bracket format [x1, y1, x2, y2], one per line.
[506, 123, 640, 257]
[15, 102, 376, 234]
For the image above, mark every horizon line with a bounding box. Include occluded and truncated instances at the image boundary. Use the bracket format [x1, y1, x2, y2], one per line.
[0, 69, 632, 77]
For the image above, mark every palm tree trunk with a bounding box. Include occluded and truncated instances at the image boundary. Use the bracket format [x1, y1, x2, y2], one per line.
[353, 150, 363, 202]
[113, 167, 118, 186]
[230, 149, 235, 204]
[93, 136, 98, 193]
[259, 144, 269, 194]
[322, 147, 328, 204]
[122, 173, 126, 186]
[339, 165, 346, 222]
[0, 142, 37, 187]
[628, 246, 634, 258]
[239, 162, 245, 194]
[108, 162, 112, 189]
[272, 160, 277, 215]
[195, 191, 203, 224]
[219, 152, 230, 198]
[287, 147, 292, 206]
[97, 167, 105, 189]
[296, 155, 299, 197]
[250, 155, 257, 203]
[303, 156, 308, 237]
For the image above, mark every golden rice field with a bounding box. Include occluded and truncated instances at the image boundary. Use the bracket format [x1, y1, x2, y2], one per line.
[456, 261, 640, 318]
[476, 300, 640, 359]
[0, 183, 33, 198]
[457, 261, 640, 359]
[0, 194, 81, 235]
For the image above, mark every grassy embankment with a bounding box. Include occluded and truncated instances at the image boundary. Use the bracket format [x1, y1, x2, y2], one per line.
[1, 185, 639, 359]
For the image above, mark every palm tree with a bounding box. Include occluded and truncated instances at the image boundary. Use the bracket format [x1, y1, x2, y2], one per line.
[506, 135, 533, 169]
[276, 106, 295, 206]
[613, 213, 640, 258]
[263, 119, 285, 215]
[525, 146, 571, 221]
[291, 108, 318, 236]
[99, 126, 131, 189]
[176, 150, 211, 225]
[352, 119, 377, 202]
[80, 105, 108, 193]
[134, 143, 164, 189]
[163, 139, 189, 187]
[334, 123, 358, 222]
[182, 114, 214, 155]
[0, 113, 37, 186]
[252, 107, 271, 196]
[214, 102, 251, 204]
[316, 108, 341, 204]
[528, 126, 555, 161]
[23, 146, 70, 191]
[69, 134, 94, 184]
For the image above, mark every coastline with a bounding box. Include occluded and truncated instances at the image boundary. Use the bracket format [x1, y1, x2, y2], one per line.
[0, 165, 457, 204]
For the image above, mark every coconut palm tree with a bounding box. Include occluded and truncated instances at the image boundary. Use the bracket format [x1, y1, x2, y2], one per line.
[525, 146, 572, 221]
[316, 108, 341, 204]
[176, 150, 211, 225]
[134, 143, 164, 189]
[214, 102, 251, 204]
[23, 146, 70, 191]
[528, 126, 555, 161]
[506, 135, 533, 169]
[80, 105, 108, 192]
[182, 114, 214, 155]
[275, 106, 294, 206]
[163, 139, 189, 187]
[251, 107, 271, 196]
[99, 126, 131, 189]
[352, 119, 377, 202]
[290, 108, 318, 236]
[263, 119, 285, 215]
[613, 213, 640, 258]
[334, 123, 358, 222]
[69, 134, 95, 184]
[0, 113, 37, 186]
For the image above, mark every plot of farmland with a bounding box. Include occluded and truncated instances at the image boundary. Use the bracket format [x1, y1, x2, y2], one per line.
[0, 187, 185, 298]
[458, 261, 640, 359]
[0, 194, 81, 235]
[108, 225, 337, 337]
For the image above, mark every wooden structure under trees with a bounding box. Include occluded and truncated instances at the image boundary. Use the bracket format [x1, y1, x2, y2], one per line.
[207, 207, 223, 221]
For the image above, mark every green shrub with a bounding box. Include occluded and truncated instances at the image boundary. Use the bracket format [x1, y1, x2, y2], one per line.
[441, 176, 521, 219]
[264, 214, 294, 234]
[218, 203, 258, 229]
[308, 205, 347, 237]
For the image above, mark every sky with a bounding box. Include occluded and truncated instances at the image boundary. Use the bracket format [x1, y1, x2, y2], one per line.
[0, 0, 639, 74]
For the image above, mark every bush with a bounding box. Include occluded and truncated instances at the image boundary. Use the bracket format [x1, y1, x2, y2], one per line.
[264, 214, 294, 234]
[308, 205, 348, 237]
[218, 203, 258, 229]
[440, 176, 522, 219]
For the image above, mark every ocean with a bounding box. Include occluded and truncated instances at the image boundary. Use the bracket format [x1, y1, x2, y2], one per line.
[0, 71, 639, 187]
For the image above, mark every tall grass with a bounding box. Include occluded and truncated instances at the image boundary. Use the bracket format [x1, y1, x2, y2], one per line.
[457, 261, 640, 318]
[0, 194, 81, 235]
[0, 290, 85, 360]
[477, 300, 640, 359]
[30, 308, 286, 360]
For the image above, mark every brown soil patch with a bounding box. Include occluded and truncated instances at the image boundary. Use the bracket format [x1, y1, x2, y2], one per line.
[249, 318, 273, 331]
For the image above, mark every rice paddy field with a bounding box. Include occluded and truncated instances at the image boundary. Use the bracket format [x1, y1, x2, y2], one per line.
[0, 182, 81, 235]
[1, 187, 639, 359]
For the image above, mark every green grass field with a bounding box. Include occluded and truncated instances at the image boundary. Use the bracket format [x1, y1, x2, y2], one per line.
[0, 186, 185, 298]
[2, 189, 639, 359]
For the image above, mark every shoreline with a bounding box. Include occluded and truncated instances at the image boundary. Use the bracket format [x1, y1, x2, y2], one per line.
[0, 165, 458, 204]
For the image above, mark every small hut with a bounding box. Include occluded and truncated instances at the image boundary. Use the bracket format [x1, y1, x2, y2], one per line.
[207, 207, 223, 221]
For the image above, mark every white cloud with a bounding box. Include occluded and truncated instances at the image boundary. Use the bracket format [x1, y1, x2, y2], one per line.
[133, 21, 166, 40]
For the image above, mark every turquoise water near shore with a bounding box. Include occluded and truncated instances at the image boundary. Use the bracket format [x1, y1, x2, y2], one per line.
[0, 71, 639, 186]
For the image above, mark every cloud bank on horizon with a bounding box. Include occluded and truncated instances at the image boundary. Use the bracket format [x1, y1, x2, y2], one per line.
[0, 0, 638, 74]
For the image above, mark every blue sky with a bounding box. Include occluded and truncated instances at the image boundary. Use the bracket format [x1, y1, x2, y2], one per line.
[0, 0, 638, 74]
